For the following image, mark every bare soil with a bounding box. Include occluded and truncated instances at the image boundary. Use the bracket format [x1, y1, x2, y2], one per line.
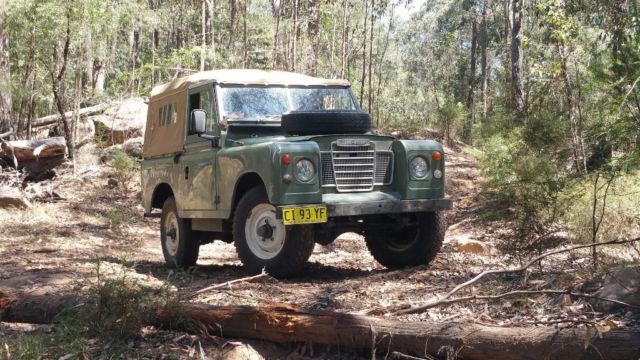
[1, 140, 637, 359]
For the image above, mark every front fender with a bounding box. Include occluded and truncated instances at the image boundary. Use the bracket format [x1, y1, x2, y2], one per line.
[217, 141, 322, 215]
[392, 139, 446, 199]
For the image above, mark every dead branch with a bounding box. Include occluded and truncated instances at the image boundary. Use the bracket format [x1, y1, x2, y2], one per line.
[392, 289, 638, 315]
[393, 237, 640, 315]
[0, 129, 13, 139]
[31, 103, 109, 128]
[187, 270, 269, 298]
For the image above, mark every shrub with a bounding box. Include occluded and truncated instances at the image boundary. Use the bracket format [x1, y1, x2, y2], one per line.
[478, 131, 566, 251]
[108, 149, 139, 188]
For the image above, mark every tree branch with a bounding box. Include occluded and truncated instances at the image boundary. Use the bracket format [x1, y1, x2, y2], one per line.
[392, 237, 640, 315]
[186, 270, 270, 299]
[392, 289, 638, 315]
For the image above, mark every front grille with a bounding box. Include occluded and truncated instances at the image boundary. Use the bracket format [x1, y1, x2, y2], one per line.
[320, 139, 394, 192]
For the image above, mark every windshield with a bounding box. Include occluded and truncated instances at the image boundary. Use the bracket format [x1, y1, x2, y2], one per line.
[219, 86, 357, 121]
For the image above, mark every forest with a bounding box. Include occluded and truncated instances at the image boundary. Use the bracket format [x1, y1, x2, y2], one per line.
[0, 0, 639, 359]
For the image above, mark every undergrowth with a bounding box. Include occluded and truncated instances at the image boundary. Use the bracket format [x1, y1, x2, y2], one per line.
[1, 260, 177, 360]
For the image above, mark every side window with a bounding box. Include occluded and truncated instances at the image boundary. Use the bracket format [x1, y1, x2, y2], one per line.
[158, 103, 177, 127]
[189, 88, 215, 133]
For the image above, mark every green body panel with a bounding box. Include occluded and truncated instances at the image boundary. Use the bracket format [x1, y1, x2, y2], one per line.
[141, 133, 447, 219]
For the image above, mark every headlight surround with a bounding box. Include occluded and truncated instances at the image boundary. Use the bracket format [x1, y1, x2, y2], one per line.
[409, 156, 429, 179]
[294, 158, 315, 182]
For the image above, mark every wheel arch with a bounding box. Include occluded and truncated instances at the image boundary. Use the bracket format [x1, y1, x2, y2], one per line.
[230, 172, 267, 217]
[151, 183, 174, 209]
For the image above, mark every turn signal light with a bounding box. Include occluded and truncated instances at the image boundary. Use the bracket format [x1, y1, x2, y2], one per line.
[281, 153, 292, 165]
[432, 151, 442, 161]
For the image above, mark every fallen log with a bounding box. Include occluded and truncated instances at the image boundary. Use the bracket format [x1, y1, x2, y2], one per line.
[31, 103, 109, 128]
[0, 190, 32, 209]
[0, 137, 66, 163]
[1, 289, 639, 360]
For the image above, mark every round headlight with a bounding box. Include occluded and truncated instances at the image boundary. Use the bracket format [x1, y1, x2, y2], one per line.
[295, 159, 315, 182]
[409, 156, 428, 179]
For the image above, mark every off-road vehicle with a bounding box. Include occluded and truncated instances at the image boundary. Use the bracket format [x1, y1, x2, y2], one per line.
[141, 69, 452, 277]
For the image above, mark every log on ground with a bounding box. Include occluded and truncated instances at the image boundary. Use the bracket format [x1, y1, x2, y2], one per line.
[0, 137, 67, 162]
[0, 190, 32, 209]
[1, 288, 639, 360]
[31, 103, 109, 128]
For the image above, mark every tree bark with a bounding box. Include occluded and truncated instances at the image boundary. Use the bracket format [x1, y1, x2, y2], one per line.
[359, 0, 369, 103]
[340, 0, 348, 78]
[463, 16, 478, 143]
[0, 4, 12, 135]
[510, 0, 526, 124]
[1, 290, 639, 360]
[367, 0, 375, 114]
[480, 0, 489, 123]
[51, 7, 75, 161]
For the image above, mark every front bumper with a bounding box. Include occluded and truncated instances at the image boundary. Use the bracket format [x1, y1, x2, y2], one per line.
[326, 198, 453, 217]
[277, 191, 453, 218]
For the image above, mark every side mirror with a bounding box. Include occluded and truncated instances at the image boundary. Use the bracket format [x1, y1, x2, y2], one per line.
[191, 109, 207, 134]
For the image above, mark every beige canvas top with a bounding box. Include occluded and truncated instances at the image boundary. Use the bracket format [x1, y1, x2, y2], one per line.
[150, 69, 351, 99]
[143, 69, 351, 158]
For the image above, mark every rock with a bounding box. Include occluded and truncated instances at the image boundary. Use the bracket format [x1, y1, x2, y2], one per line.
[455, 239, 500, 256]
[93, 98, 147, 145]
[222, 343, 265, 360]
[592, 267, 640, 313]
[122, 137, 143, 158]
[99, 144, 123, 163]
[74, 115, 95, 145]
[107, 178, 118, 188]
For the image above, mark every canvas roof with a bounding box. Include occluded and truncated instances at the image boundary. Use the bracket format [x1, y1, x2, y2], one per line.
[150, 69, 351, 99]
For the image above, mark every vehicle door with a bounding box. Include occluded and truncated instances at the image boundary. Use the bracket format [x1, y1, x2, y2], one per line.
[181, 83, 219, 212]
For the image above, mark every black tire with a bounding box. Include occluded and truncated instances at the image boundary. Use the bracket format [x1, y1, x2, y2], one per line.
[281, 110, 372, 135]
[233, 187, 315, 277]
[365, 211, 446, 269]
[160, 197, 199, 268]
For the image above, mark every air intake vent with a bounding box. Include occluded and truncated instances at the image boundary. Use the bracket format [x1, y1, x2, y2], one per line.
[320, 139, 393, 192]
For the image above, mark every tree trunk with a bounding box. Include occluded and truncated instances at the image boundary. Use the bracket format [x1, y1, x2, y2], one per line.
[0, 5, 12, 135]
[270, 0, 281, 69]
[228, 0, 237, 53]
[1, 290, 639, 360]
[201, 0, 206, 71]
[359, 0, 368, 103]
[463, 16, 478, 143]
[480, 0, 489, 123]
[340, 0, 348, 78]
[558, 45, 586, 174]
[51, 7, 74, 161]
[292, 0, 298, 72]
[242, 0, 248, 68]
[367, 0, 375, 114]
[510, 0, 526, 124]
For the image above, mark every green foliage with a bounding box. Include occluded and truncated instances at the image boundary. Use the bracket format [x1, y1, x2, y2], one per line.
[108, 149, 139, 188]
[106, 206, 134, 230]
[2, 261, 174, 359]
[478, 131, 565, 239]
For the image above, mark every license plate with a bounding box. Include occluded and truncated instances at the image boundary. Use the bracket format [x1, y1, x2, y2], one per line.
[281, 205, 328, 225]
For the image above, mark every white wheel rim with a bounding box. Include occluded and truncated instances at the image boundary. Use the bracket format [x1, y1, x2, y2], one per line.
[245, 203, 286, 260]
[164, 211, 179, 256]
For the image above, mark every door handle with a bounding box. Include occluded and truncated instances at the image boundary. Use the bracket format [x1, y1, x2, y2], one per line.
[185, 166, 189, 180]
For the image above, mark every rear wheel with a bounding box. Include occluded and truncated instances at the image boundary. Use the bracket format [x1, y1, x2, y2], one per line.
[160, 197, 199, 268]
[365, 211, 446, 269]
[233, 187, 315, 277]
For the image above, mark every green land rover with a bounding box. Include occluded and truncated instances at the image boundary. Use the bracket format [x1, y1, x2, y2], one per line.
[141, 69, 452, 277]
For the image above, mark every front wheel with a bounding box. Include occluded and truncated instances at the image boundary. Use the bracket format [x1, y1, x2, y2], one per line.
[365, 211, 446, 269]
[160, 197, 199, 268]
[233, 187, 315, 278]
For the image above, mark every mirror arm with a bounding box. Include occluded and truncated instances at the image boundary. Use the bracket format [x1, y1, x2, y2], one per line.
[198, 133, 220, 147]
